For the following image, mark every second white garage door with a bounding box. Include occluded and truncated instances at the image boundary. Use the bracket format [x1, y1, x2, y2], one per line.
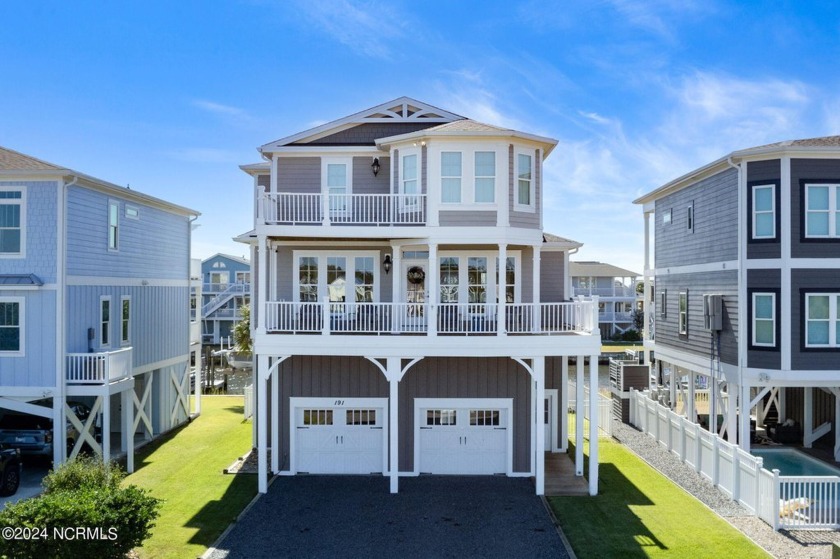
[416, 398, 512, 475]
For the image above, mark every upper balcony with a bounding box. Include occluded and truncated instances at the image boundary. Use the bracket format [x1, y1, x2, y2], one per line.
[572, 286, 637, 298]
[66, 348, 132, 385]
[261, 192, 426, 227]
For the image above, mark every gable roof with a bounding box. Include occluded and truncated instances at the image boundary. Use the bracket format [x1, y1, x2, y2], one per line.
[260, 97, 464, 152]
[570, 261, 639, 278]
[542, 232, 582, 250]
[203, 253, 250, 266]
[0, 146, 199, 217]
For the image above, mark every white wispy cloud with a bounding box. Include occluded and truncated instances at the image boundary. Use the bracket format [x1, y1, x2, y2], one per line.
[193, 100, 248, 117]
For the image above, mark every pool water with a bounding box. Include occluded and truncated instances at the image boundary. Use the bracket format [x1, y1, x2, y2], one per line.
[752, 448, 840, 477]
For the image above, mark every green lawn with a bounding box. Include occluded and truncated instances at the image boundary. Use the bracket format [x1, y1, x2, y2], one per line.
[126, 396, 256, 559]
[549, 438, 770, 558]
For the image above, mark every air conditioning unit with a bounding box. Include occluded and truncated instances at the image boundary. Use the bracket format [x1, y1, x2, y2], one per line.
[703, 294, 723, 331]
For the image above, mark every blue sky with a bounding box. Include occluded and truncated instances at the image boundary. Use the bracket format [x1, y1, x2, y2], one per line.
[2, 1, 839, 273]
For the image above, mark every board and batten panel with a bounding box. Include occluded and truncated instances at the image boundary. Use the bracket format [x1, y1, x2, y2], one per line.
[654, 167, 738, 269]
[0, 180, 58, 282]
[274, 356, 389, 472]
[0, 290, 57, 388]
[399, 357, 532, 473]
[66, 185, 190, 279]
[65, 285, 189, 369]
[654, 270, 739, 366]
[276, 157, 320, 194]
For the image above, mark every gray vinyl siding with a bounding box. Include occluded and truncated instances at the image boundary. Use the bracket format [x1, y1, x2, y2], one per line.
[392, 149, 399, 195]
[276, 157, 319, 194]
[399, 357, 532, 473]
[508, 147, 541, 229]
[540, 252, 566, 301]
[654, 168, 738, 269]
[654, 270, 739, 366]
[352, 156, 390, 195]
[300, 123, 438, 146]
[747, 159, 781, 260]
[521, 246, 534, 303]
[438, 210, 497, 226]
[274, 356, 389, 472]
[421, 145, 428, 195]
[257, 174, 270, 192]
[791, 268, 840, 370]
[791, 158, 840, 258]
[746, 269, 781, 370]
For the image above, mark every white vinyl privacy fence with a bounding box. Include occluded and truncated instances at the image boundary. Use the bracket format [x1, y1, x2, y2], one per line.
[630, 389, 840, 530]
[569, 381, 612, 437]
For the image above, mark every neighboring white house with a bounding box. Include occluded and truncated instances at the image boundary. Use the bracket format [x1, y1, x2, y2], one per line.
[237, 97, 603, 495]
[570, 261, 640, 338]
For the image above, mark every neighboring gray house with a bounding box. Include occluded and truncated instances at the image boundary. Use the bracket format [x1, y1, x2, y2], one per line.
[238, 97, 603, 496]
[0, 146, 200, 470]
[635, 136, 840, 459]
[570, 261, 640, 338]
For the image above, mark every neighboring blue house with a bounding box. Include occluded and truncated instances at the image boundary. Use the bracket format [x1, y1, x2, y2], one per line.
[0, 146, 200, 470]
[201, 253, 251, 345]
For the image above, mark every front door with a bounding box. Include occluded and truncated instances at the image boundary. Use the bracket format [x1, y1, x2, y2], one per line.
[402, 260, 427, 330]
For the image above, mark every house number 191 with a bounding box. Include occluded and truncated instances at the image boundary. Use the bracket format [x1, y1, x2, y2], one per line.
[334, 400, 345, 406]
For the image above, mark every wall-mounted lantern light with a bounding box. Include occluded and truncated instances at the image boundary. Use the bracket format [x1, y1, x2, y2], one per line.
[383, 253, 392, 274]
[371, 157, 381, 177]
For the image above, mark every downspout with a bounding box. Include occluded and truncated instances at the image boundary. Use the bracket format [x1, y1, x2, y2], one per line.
[55, 175, 78, 465]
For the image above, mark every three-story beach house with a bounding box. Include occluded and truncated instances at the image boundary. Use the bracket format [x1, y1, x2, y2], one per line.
[237, 98, 602, 495]
[636, 136, 840, 458]
[201, 253, 251, 345]
[0, 146, 200, 470]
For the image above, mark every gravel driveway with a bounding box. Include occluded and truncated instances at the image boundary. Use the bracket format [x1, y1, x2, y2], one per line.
[206, 476, 572, 559]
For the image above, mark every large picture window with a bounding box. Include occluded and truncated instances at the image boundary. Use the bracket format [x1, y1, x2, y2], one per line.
[805, 293, 840, 347]
[0, 298, 22, 355]
[805, 184, 840, 238]
[752, 185, 776, 239]
[0, 188, 24, 256]
[752, 293, 775, 347]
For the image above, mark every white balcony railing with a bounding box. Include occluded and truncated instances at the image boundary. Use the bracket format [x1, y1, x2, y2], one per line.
[573, 286, 637, 298]
[264, 300, 597, 336]
[261, 193, 426, 226]
[66, 347, 132, 385]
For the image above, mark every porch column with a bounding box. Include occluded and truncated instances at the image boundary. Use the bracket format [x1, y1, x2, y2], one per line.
[670, 368, 677, 412]
[257, 235, 267, 335]
[804, 387, 813, 448]
[739, 382, 751, 451]
[709, 375, 717, 434]
[102, 393, 111, 462]
[258, 355, 269, 493]
[532, 245, 541, 332]
[271, 360, 280, 474]
[427, 243, 438, 337]
[727, 382, 738, 444]
[497, 243, 507, 336]
[560, 356, 569, 452]
[535, 357, 546, 495]
[575, 355, 584, 476]
[588, 353, 599, 496]
[388, 357, 400, 494]
[122, 388, 135, 473]
[687, 371, 696, 421]
[53, 395, 66, 465]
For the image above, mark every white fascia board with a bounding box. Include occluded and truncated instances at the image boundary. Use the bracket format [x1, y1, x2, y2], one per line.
[240, 162, 270, 176]
[741, 368, 840, 386]
[254, 225, 547, 245]
[269, 146, 385, 157]
[633, 156, 731, 205]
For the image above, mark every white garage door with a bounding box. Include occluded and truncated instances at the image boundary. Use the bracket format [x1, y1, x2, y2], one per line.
[293, 398, 386, 474]
[417, 399, 511, 475]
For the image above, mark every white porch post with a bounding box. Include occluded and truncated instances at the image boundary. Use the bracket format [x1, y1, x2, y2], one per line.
[257, 235, 267, 335]
[804, 387, 813, 448]
[588, 353, 599, 496]
[727, 382, 737, 443]
[575, 355, 584, 476]
[709, 375, 717, 434]
[388, 357, 400, 494]
[427, 243, 438, 337]
[497, 243, 507, 336]
[271, 360, 280, 474]
[53, 395, 66, 465]
[122, 388, 134, 473]
[535, 357, 545, 495]
[739, 382, 751, 451]
[102, 393, 111, 462]
[532, 246, 541, 332]
[560, 356, 569, 452]
[687, 371, 696, 421]
[194, 347, 202, 415]
[258, 354, 269, 493]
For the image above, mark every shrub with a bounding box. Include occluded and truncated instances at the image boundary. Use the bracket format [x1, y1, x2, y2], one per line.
[0, 458, 160, 559]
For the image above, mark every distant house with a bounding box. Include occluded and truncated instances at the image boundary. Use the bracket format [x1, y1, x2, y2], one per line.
[0, 146, 200, 470]
[201, 253, 251, 345]
[635, 135, 840, 457]
[570, 261, 641, 338]
[237, 97, 602, 496]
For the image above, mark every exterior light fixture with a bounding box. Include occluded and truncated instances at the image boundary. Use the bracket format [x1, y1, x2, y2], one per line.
[383, 254, 392, 274]
[371, 157, 381, 177]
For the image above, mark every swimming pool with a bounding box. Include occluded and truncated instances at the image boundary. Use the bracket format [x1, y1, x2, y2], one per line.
[752, 448, 840, 477]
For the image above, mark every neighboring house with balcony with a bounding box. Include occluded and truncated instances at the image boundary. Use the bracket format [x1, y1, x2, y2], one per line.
[635, 136, 840, 459]
[237, 97, 602, 496]
[0, 146, 200, 470]
[570, 261, 640, 338]
[201, 253, 251, 345]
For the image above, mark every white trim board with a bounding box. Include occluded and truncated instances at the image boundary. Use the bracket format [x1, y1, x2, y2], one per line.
[66, 276, 190, 287]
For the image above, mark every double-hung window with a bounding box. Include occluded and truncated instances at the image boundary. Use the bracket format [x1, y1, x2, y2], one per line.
[0, 188, 24, 257]
[108, 201, 119, 250]
[805, 184, 840, 238]
[323, 158, 350, 215]
[100, 296, 111, 347]
[752, 293, 775, 347]
[401, 153, 419, 210]
[474, 152, 495, 203]
[678, 291, 688, 335]
[516, 152, 534, 210]
[441, 152, 462, 203]
[752, 185, 776, 239]
[0, 297, 23, 355]
[805, 294, 840, 347]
